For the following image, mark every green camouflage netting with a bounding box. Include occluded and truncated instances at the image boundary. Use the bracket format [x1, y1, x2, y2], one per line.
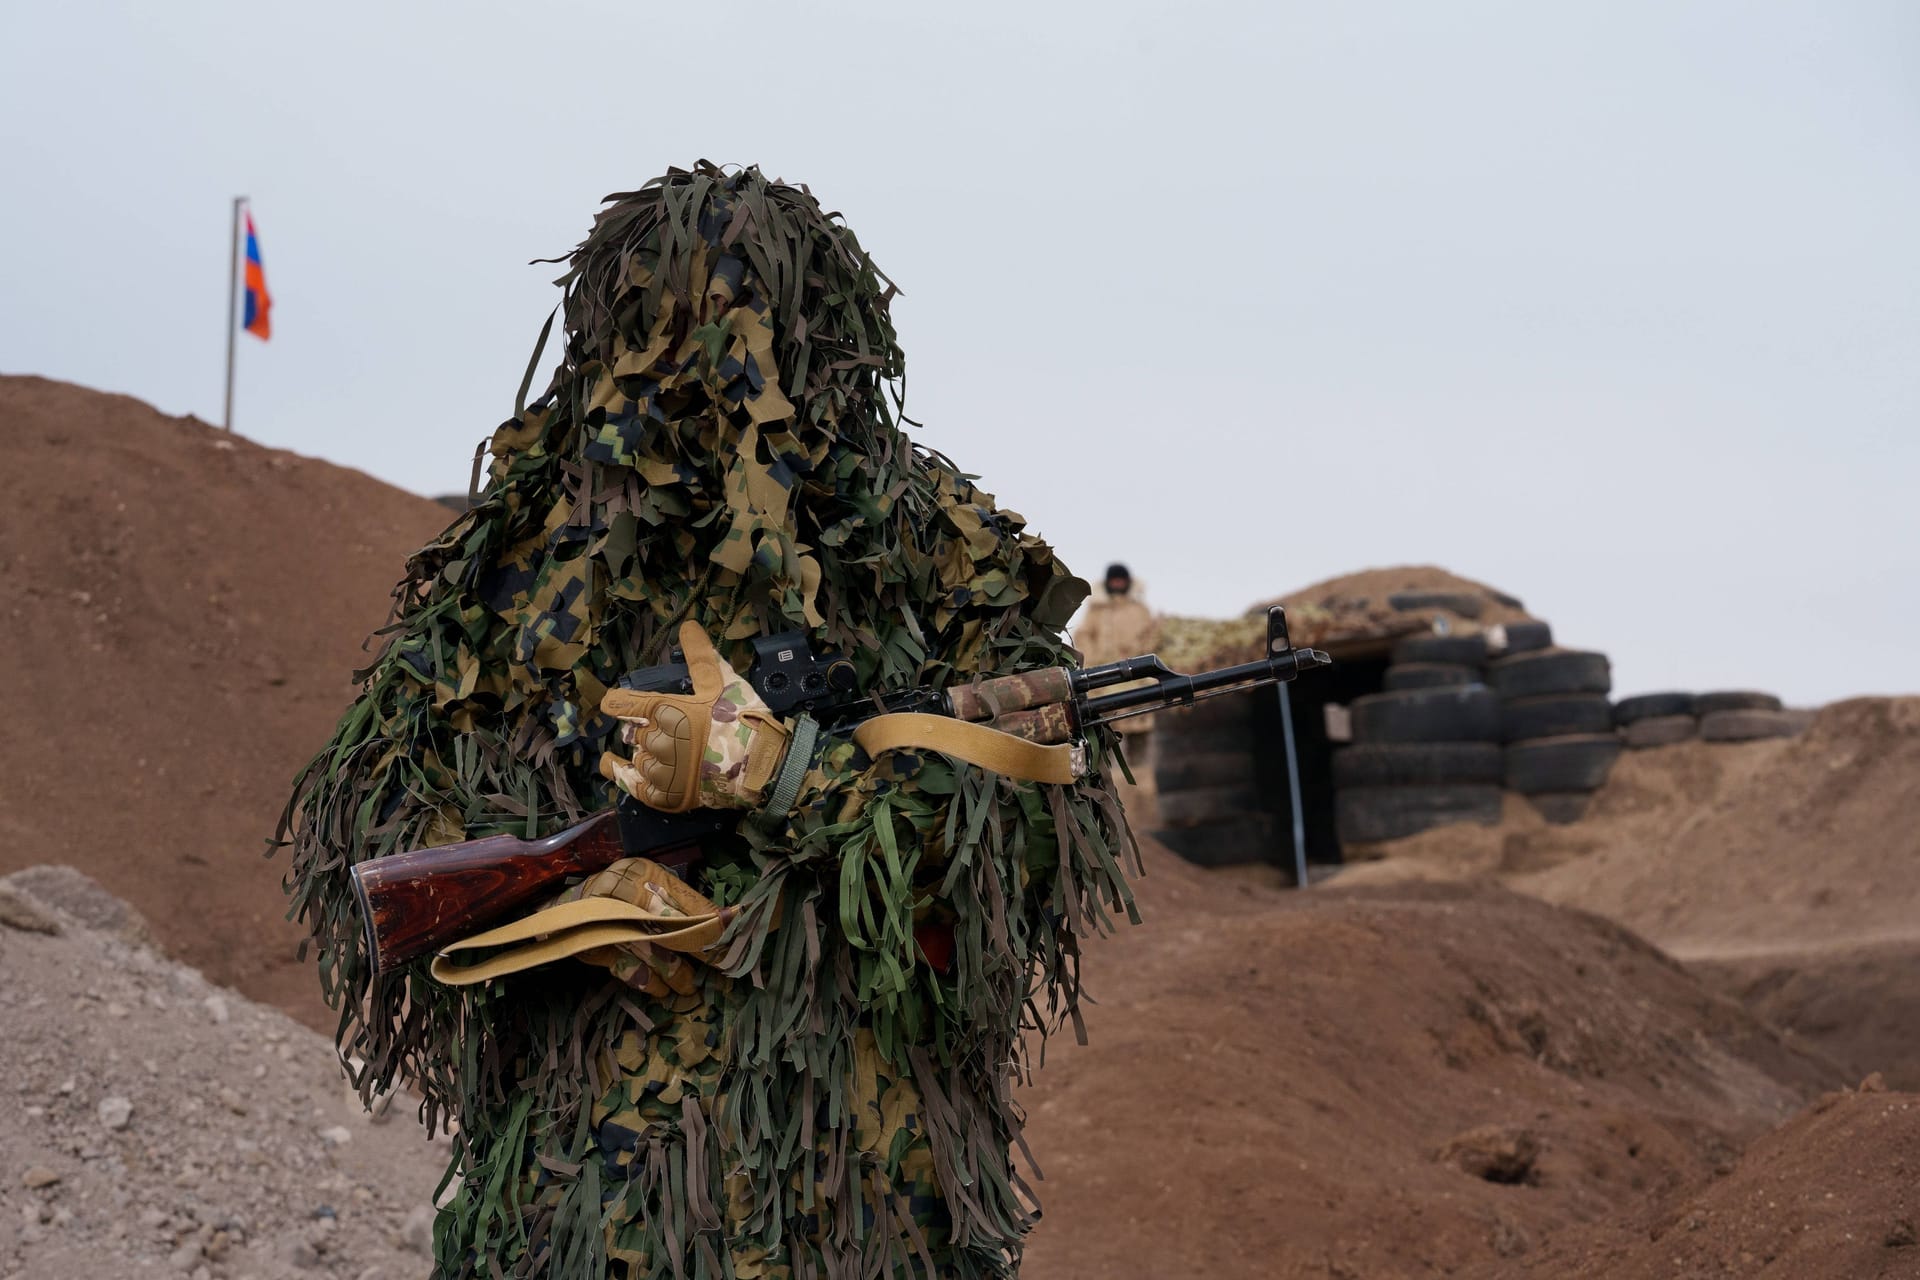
[280, 162, 1139, 1279]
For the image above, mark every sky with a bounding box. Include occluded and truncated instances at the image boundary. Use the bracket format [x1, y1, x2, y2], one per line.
[3, 0, 1916, 705]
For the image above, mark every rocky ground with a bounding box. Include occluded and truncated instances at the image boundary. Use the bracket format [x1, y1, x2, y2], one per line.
[0, 867, 447, 1280]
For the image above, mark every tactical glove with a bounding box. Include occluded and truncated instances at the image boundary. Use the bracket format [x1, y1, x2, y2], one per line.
[598, 620, 795, 813]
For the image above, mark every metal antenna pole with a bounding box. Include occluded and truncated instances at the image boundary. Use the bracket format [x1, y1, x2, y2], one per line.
[1278, 682, 1310, 889]
[223, 196, 244, 432]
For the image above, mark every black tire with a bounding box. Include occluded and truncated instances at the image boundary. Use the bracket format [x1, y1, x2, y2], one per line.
[1336, 785, 1503, 845]
[1383, 663, 1478, 691]
[1500, 694, 1614, 743]
[1332, 742, 1504, 788]
[1391, 633, 1489, 667]
[1527, 792, 1592, 825]
[1152, 814, 1281, 868]
[1614, 692, 1693, 725]
[1500, 620, 1553, 654]
[1157, 784, 1265, 827]
[1504, 734, 1623, 794]
[1156, 696, 1257, 748]
[1350, 686, 1500, 744]
[1623, 715, 1696, 749]
[1699, 709, 1806, 743]
[1487, 649, 1611, 698]
[1155, 749, 1256, 793]
[1692, 691, 1784, 715]
[1388, 591, 1486, 619]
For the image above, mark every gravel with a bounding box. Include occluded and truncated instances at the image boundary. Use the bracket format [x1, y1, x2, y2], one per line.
[0, 866, 449, 1279]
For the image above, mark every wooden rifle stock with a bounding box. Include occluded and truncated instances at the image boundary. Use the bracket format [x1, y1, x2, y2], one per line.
[351, 810, 660, 978]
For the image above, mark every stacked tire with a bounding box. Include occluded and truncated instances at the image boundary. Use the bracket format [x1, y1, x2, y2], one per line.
[1616, 690, 1805, 747]
[1151, 697, 1276, 867]
[1697, 691, 1808, 741]
[1493, 619, 1555, 658]
[1334, 639, 1504, 848]
[1614, 692, 1695, 748]
[1486, 647, 1620, 825]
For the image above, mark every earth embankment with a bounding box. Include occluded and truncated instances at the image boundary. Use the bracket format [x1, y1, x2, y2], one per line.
[0, 374, 451, 1022]
[1020, 856, 1848, 1278]
[1339, 696, 1920, 1087]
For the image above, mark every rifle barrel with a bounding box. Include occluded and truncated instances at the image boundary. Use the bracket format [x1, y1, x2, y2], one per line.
[1079, 647, 1331, 723]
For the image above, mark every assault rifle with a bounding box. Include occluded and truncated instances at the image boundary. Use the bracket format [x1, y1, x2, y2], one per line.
[350, 606, 1330, 976]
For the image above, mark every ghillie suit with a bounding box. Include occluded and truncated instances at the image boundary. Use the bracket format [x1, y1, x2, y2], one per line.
[281, 163, 1139, 1278]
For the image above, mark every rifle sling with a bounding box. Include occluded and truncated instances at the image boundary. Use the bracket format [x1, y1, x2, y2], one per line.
[851, 713, 1085, 784]
[430, 895, 732, 987]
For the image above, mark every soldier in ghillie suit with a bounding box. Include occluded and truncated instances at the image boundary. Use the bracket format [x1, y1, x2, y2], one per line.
[281, 163, 1139, 1278]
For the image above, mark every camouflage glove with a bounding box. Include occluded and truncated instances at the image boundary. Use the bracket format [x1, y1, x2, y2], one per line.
[429, 856, 733, 992]
[598, 620, 796, 813]
[553, 858, 718, 996]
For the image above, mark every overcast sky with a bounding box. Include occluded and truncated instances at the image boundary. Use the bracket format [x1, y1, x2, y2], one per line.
[3, 1, 1916, 705]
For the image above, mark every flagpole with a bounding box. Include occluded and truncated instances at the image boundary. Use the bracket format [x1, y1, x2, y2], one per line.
[223, 195, 245, 432]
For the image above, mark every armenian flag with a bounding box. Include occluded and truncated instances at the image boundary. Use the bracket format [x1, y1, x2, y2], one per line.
[243, 212, 272, 340]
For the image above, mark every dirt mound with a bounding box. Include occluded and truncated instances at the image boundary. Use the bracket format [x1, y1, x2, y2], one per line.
[1691, 939, 1920, 1094]
[1335, 697, 1920, 1085]
[1019, 853, 1841, 1279]
[0, 375, 450, 1026]
[1341, 696, 1920, 950]
[1503, 1083, 1920, 1279]
[1518, 697, 1920, 952]
[1160, 565, 1534, 670]
[0, 866, 445, 1278]
[1256, 564, 1535, 622]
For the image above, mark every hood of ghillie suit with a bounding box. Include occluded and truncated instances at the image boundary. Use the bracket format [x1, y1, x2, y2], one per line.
[281, 163, 1136, 1278]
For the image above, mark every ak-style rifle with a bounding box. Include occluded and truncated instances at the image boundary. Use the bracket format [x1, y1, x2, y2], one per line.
[350, 606, 1331, 977]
